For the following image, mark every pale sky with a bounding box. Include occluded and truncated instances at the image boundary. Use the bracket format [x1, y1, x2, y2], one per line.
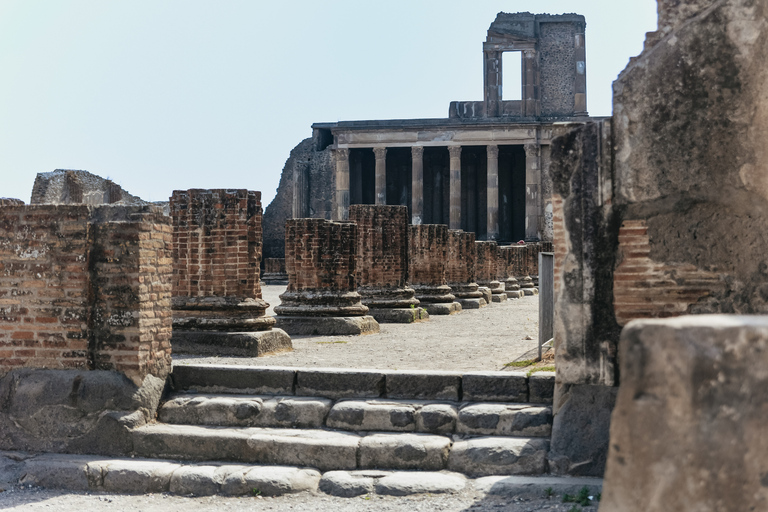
[0, 0, 658, 207]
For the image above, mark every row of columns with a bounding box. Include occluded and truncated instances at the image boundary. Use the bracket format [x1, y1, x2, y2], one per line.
[334, 144, 541, 241]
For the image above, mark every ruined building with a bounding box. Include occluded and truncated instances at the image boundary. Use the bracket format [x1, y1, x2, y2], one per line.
[263, 12, 590, 259]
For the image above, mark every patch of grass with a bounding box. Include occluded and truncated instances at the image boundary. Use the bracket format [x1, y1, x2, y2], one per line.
[316, 340, 347, 344]
[563, 486, 592, 507]
[504, 359, 537, 368]
[527, 365, 555, 376]
[252, 488, 261, 496]
[544, 486, 554, 498]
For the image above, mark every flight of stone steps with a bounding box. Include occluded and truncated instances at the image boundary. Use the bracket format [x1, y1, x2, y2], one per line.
[132, 365, 556, 482]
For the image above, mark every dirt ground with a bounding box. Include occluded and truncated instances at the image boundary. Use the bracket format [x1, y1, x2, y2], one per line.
[174, 285, 541, 372]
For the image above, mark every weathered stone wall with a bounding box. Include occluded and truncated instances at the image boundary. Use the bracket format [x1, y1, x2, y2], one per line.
[539, 22, 577, 117]
[262, 138, 335, 260]
[409, 225, 449, 287]
[446, 230, 477, 284]
[601, 316, 768, 512]
[0, 204, 173, 385]
[0, 198, 24, 206]
[31, 169, 148, 207]
[475, 241, 498, 284]
[170, 189, 262, 301]
[284, 219, 357, 292]
[349, 205, 409, 289]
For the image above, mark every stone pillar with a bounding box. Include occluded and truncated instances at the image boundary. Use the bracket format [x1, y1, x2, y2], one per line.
[170, 189, 292, 356]
[275, 219, 379, 335]
[350, 205, 426, 323]
[408, 224, 461, 315]
[334, 148, 350, 221]
[411, 146, 424, 225]
[486, 144, 499, 240]
[484, 50, 501, 117]
[522, 49, 540, 117]
[476, 240, 506, 303]
[524, 143, 541, 240]
[573, 23, 587, 116]
[292, 158, 308, 219]
[447, 230, 486, 309]
[373, 147, 387, 205]
[448, 146, 462, 230]
[498, 246, 523, 299]
[262, 258, 288, 285]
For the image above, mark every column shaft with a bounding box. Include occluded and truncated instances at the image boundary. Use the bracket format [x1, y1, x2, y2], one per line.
[411, 146, 424, 224]
[334, 148, 350, 221]
[524, 144, 540, 240]
[373, 147, 387, 205]
[486, 145, 499, 240]
[448, 146, 462, 230]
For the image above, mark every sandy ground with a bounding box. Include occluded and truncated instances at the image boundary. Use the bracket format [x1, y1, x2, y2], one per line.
[0, 486, 599, 511]
[173, 284, 541, 371]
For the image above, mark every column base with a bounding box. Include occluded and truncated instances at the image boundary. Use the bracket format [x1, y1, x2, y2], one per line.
[171, 328, 293, 357]
[523, 288, 539, 296]
[262, 273, 288, 285]
[423, 302, 462, 315]
[478, 286, 493, 305]
[491, 293, 508, 303]
[458, 297, 487, 309]
[368, 307, 429, 323]
[274, 315, 380, 336]
[506, 290, 525, 299]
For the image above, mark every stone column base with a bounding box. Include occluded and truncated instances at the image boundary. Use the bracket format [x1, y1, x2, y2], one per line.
[368, 307, 429, 323]
[274, 315, 380, 335]
[262, 273, 288, 285]
[523, 288, 539, 296]
[423, 302, 462, 315]
[477, 286, 493, 305]
[171, 328, 293, 357]
[451, 283, 487, 309]
[491, 293, 508, 303]
[457, 297, 488, 309]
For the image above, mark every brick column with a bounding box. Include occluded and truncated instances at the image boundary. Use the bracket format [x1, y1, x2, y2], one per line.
[524, 144, 541, 241]
[408, 224, 461, 315]
[486, 144, 499, 240]
[334, 148, 350, 220]
[170, 189, 291, 356]
[350, 205, 427, 323]
[275, 219, 379, 335]
[498, 246, 523, 299]
[373, 147, 387, 205]
[447, 230, 486, 309]
[476, 240, 506, 303]
[411, 146, 424, 225]
[449, 146, 462, 230]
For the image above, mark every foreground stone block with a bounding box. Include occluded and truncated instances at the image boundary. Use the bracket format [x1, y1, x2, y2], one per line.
[350, 205, 427, 323]
[448, 437, 549, 477]
[462, 372, 528, 403]
[170, 365, 296, 395]
[274, 219, 379, 335]
[386, 371, 461, 401]
[601, 316, 768, 512]
[409, 225, 461, 315]
[359, 433, 451, 471]
[374, 471, 467, 496]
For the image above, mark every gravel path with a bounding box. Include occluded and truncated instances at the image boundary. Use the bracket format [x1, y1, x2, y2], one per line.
[0, 485, 599, 511]
[173, 285, 540, 372]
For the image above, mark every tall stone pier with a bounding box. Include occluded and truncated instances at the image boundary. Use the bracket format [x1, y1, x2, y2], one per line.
[476, 241, 506, 303]
[408, 225, 461, 315]
[349, 205, 427, 323]
[498, 246, 523, 299]
[275, 219, 379, 335]
[170, 189, 291, 356]
[447, 230, 486, 309]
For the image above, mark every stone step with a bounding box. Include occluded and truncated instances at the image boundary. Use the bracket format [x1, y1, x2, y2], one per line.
[170, 364, 555, 404]
[158, 393, 551, 438]
[130, 423, 549, 476]
[0, 451, 602, 498]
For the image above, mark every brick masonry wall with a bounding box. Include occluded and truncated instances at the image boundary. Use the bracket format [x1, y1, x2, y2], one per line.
[0, 205, 172, 385]
[284, 219, 357, 292]
[613, 219, 724, 326]
[349, 205, 409, 289]
[263, 258, 286, 275]
[475, 241, 498, 284]
[446, 230, 476, 284]
[171, 189, 262, 300]
[408, 225, 449, 287]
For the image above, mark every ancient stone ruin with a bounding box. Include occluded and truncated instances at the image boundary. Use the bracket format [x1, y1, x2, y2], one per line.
[408, 224, 462, 315]
[446, 230, 486, 309]
[31, 169, 150, 207]
[274, 218, 379, 335]
[169, 189, 291, 356]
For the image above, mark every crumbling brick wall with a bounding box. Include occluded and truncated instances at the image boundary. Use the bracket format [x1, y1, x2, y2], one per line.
[0, 205, 172, 385]
[446, 230, 476, 284]
[475, 241, 498, 284]
[349, 205, 409, 289]
[409, 225, 449, 286]
[284, 219, 358, 292]
[170, 189, 262, 300]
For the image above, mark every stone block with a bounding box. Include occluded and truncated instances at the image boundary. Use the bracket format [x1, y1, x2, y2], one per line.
[171, 329, 292, 357]
[448, 437, 549, 477]
[374, 471, 467, 496]
[422, 302, 462, 315]
[319, 471, 376, 497]
[601, 316, 768, 511]
[528, 371, 555, 404]
[170, 365, 296, 395]
[386, 371, 461, 401]
[367, 307, 428, 324]
[327, 400, 417, 432]
[415, 404, 458, 434]
[359, 433, 451, 471]
[168, 465, 221, 496]
[274, 316, 379, 336]
[457, 404, 551, 437]
[220, 466, 320, 496]
[18, 456, 96, 491]
[462, 372, 528, 402]
[102, 459, 179, 494]
[296, 368, 386, 399]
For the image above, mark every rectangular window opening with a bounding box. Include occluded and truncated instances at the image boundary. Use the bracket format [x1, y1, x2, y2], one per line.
[502, 51, 522, 101]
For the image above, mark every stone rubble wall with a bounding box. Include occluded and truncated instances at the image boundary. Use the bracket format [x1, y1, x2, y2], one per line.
[349, 205, 409, 289]
[170, 189, 262, 301]
[0, 198, 24, 206]
[31, 169, 148, 207]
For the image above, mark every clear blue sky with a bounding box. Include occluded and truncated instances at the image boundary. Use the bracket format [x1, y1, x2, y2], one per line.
[0, 0, 657, 206]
